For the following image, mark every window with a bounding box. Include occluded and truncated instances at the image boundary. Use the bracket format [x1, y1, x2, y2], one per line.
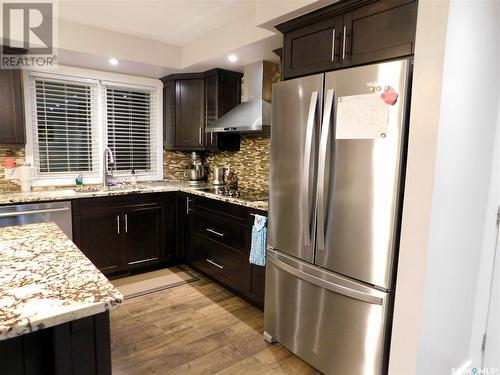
[32, 78, 99, 176]
[26, 68, 162, 186]
[105, 85, 157, 174]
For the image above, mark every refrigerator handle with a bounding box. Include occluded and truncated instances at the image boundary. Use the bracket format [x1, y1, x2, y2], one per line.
[268, 253, 384, 305]
[316, 89, 335, 252]
[302, 91, 319, 247]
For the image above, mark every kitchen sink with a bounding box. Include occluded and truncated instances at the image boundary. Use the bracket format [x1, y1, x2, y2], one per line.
[74, 183, 146, 193]
[73, 181, 180, 193]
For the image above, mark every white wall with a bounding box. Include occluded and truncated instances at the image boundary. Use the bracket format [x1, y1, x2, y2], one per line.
[469, 23, 500, 372]
[390, 0, 500, 373]
[389, 0, 450, 372]
[415, 1, 500, 373]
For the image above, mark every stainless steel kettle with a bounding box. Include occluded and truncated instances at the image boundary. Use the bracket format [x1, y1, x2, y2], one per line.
[212, 166, 226, 186]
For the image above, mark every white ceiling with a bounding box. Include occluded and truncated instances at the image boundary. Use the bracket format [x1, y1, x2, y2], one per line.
[58, 0, 255, 46]
[54, 0, 332, 77]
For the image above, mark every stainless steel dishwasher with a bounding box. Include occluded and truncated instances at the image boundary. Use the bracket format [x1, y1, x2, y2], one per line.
[0, 201, 73, 239]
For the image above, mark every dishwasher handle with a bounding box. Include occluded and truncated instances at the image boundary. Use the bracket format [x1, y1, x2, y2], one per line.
[0, 207, 70, 218]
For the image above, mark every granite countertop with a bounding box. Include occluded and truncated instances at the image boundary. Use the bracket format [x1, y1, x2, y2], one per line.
[180, 187, 268, 211]
[0, 181, 185, 205]
[0, 181, 268, 211]
[0, 222, 122, 340]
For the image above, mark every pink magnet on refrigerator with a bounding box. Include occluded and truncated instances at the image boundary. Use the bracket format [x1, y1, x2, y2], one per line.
[380, 86, 399, 105]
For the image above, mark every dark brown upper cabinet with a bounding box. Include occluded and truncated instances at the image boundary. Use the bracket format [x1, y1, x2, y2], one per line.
[277, 0, 417, 80]
[283, 15, 343, 79]
[162, 69, 242, 151]
[163, 80, 176, 150]
[342, 0, 417, 67]
[175, 78, 206, 150]
[205, 73, 219, 151]
[204, 69, 242, 151]
[0, 69, 25, 145]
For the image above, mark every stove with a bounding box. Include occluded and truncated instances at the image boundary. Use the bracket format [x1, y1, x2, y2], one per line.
[196, 187, 268, 202]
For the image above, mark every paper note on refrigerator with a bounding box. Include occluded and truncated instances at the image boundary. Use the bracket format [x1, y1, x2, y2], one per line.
[336, 93, 390, 139]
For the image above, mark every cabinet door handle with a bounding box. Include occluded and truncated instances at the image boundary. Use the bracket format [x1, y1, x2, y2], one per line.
[206, 258, 224, 269]
[186, 197, 191, 215]
[125, 214, 128, 233]
[116, 215, 120, 234]
[206, 228, 225, 237]
[199, 127, 202, 144]
[342, 25, 348, 60]
[331, 28, 336, 61]
[210, 132, 213, 144]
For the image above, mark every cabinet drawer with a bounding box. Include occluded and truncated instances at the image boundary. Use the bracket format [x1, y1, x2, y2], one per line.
[192, 196, 249, 222]
[193, 209, 248, 252]
[193, 234, 250, 293]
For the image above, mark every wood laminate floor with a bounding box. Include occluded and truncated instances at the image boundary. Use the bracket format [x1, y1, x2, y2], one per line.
[110, 270, 319, 375]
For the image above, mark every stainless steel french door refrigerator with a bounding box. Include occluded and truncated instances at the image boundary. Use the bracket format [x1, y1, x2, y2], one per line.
[264, 59, 411, 374]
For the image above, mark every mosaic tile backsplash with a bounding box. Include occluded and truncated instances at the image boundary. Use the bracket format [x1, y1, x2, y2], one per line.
[0, 147, 24, 192]
[1, 133, 270, 194]
[163, 132, 270, 194]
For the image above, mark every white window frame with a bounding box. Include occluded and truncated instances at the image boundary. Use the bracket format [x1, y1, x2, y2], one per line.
[102, 80, 159, 178]
[24, 65, 163, 186]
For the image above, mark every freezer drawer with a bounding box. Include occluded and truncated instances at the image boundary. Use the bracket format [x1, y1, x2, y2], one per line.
[264, 249, 391, 375]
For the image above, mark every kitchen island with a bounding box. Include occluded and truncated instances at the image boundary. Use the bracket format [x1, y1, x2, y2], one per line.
[0, 222, 122, 375]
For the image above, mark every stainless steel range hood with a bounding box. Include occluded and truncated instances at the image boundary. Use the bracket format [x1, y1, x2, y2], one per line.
[206, 61, 280, 133]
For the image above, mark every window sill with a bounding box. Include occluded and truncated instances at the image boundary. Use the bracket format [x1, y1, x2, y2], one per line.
[31, 174, 164, 188]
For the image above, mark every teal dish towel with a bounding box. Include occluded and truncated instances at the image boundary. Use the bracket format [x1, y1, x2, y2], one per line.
[249, 214, 267, 266]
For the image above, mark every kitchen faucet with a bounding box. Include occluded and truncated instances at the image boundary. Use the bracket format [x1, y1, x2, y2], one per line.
[102, 147, 115, 188]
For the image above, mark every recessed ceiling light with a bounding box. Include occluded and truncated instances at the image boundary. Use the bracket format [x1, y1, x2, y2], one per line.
[227, 54, 237, 63]
[109, 58, 119, 66]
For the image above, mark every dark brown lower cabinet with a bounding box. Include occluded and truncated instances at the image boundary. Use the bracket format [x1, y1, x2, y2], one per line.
[72, 191, 266, 305]
[73, 193, 176, 275]
[192, 233, 251, 295]
[0, 311, 111, 375]
[78, 207, 122, 274]
[183, 194, 267, 307]
[125, 206, 162, 269]
[163, 194, 177, 261]
[251, 265, 266, 307]
[176, 193, 194, 262]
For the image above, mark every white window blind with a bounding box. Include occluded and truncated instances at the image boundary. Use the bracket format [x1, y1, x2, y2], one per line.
[31, 77, 99, 176]
[105, 85, 157, 175]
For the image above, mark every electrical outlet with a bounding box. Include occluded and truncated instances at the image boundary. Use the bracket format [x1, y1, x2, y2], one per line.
[4, 168, 19, 180]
